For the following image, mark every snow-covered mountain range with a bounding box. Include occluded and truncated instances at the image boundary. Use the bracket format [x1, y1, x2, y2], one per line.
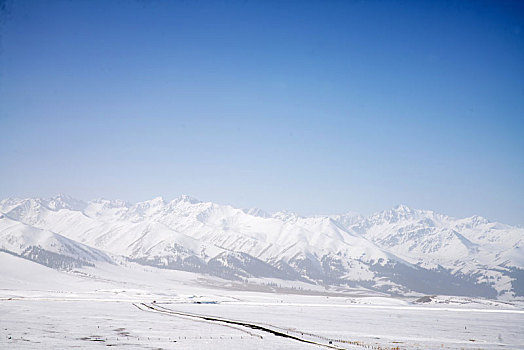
[1, 194, 522, 299]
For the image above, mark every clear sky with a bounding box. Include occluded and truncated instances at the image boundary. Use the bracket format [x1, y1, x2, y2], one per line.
[0, 0, 523, 224]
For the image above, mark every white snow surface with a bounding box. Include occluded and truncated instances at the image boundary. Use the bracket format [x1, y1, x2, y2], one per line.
[1, 251, 523, 350]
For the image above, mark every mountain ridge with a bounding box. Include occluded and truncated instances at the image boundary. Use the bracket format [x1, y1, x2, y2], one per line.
[0, 194, 522, 299]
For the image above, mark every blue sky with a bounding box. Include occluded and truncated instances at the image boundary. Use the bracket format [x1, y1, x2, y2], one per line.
[0, 0, 523, 224]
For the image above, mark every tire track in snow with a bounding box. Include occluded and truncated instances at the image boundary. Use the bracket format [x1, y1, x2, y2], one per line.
[132, 303, 262, 338]
[135, 302, 347, 349]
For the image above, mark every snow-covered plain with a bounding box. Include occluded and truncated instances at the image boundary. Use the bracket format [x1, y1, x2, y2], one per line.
[1, 252, 523, 350]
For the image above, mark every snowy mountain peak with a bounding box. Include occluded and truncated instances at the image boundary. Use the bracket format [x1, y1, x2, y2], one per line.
[242, 207, 270, 218]
[150, 196, 166, 204]
[393, 204, 413, 213]
[367, 204, 426, 224]
[172, 194, 201, 205]
[271, 210, 302, 222]
[88, 198, 130, 208]
[46, 194, 87, 211]
[330, 211, 363, 228]
[465, 215, 491, 226]
[0, 195, 87, 214]
[132, 196, 167, 211]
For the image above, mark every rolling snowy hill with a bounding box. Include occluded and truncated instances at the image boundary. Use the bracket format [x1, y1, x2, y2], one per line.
[0, 214, 111, 270]
[0, 195, 522, 298]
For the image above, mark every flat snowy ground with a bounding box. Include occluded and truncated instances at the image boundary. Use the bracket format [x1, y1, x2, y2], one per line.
[1, 252, 523, 349]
